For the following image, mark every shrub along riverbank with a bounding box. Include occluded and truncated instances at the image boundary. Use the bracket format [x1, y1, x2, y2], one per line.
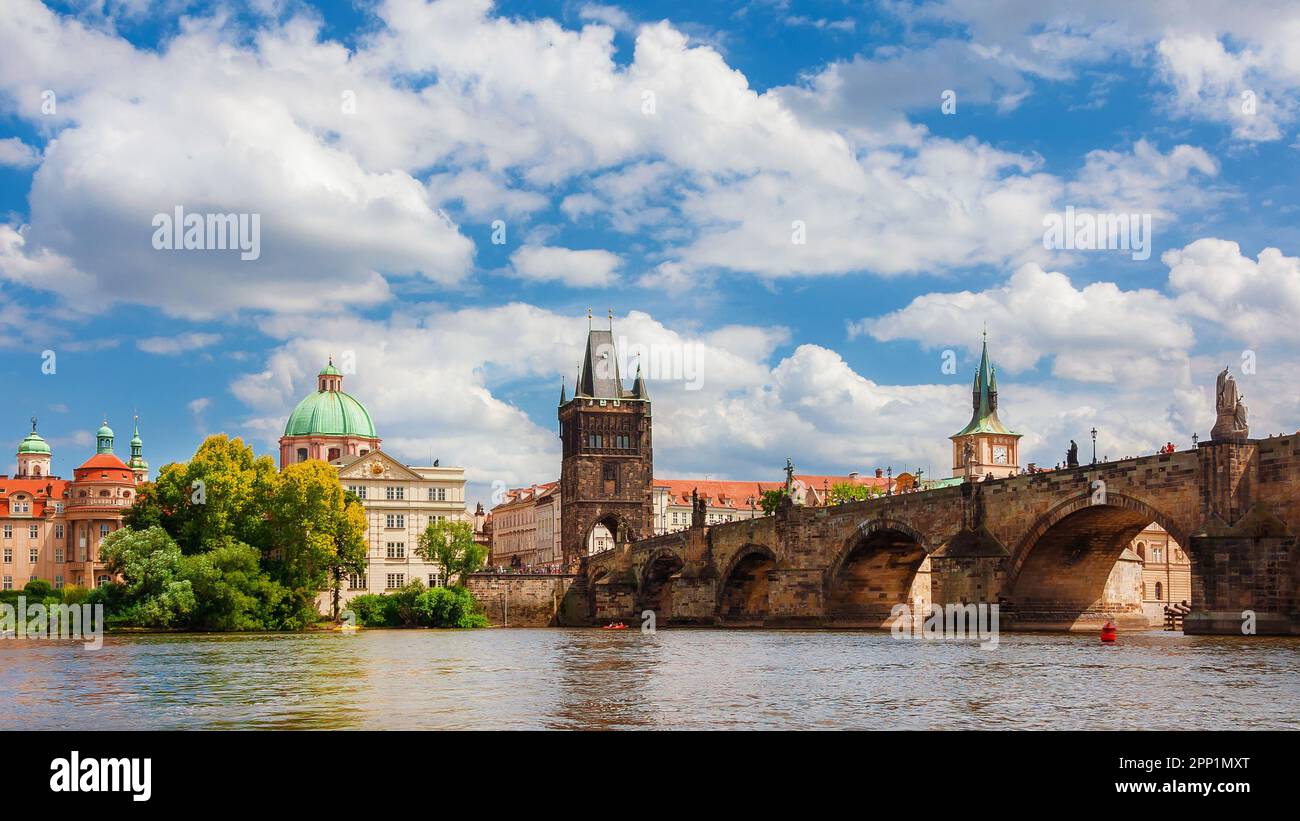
[347, 581, 489, 628]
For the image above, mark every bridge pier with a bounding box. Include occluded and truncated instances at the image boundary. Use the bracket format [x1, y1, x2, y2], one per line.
[766, 568, 826, 627]
[1185, 531, 1297, 635]
[662, 574, 717, 625]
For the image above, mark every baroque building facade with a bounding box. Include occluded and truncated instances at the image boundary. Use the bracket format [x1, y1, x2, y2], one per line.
[279, 362, 470, 606]
[1, 417, 145, 592]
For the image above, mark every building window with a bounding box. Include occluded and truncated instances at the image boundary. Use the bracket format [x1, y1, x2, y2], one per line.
[386, 542, 406, 559]
[29, 525, 39, 540]
[54, 548, 64, 563]
[55, 524, 64, 540]
[100, 524, 110, 538]
[348, 573, 367, 590]
[297, 448, 308, 462]
[97, 575, 110, 587]
[54, 575, 64, 590]
[616, 434, 630, 449]
[1152, 547, 1163, 563]
[28, 548, 38, 563]
[428, 487, 446, 502]
[2, 576, 10, 590]
[2, 525, 10, 539]
[428, 573, 443, 588]
[588, 434, 603, 448]
[2, 548, 10, 563]
[1155, 581, 1163, 601]
[385, 573, 405, 590]
[347, 485, 367, 500]
[327, 447, 341, 462]
[386, 486, 404, 501]
[385, 514, 405, 529]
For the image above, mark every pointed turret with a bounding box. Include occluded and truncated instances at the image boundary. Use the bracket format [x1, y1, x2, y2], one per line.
[631, 360, 649, 400]
[128, 414, 149, 482]
[559, 376, 567, 405]
[577, 327, 624, 399]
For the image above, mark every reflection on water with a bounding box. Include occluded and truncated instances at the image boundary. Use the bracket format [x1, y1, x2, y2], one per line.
[2, 629, 1298, 730]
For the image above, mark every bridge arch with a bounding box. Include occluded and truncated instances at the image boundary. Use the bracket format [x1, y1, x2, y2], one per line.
[1007, 492, 1195, 630]
[825, 517, 931, 626]
[581, 512, 637, 558]
[637, 547, 685, 618]
[717, 543, 778, 624]
[1008, 492, 1190, 586]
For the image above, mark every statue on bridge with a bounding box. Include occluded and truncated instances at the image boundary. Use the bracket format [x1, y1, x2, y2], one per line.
[1066, 440, 1079, 468]
[691, 487, 707, 528]
[1212, 366, 1249, 442]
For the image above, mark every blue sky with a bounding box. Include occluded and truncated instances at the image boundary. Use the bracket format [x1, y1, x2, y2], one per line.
[1, 0, 1299, 506]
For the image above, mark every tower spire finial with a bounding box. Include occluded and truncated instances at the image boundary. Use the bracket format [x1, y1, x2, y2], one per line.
[30, 415, 37, 432]
[587, 308, 593, 331]
[608, 307, 613, 331]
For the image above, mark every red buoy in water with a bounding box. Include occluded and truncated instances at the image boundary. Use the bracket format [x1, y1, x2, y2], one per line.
[1100, 621, 1118, 643]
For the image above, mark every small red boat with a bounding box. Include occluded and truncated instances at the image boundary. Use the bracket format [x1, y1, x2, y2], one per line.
[1100, 621, 1118, 643]
[602, 622, 628, 630]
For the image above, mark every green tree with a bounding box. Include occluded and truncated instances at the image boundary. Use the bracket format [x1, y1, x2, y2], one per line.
[828, 482, 885, 505]
[126, 435, 278, 554]
[177, 539, 305, 631]
[415, 518, 486, 587]
[329, 494, 370, 622]
[97, 526, 196, 627]
[759, 488, 788, 515]
[267, 460, 367, 616]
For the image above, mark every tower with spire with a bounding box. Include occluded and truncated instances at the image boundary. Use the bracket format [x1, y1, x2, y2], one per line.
[950, 329, 1021, 479]
[557, 310, 654, 569]
[128, 415, 149, 482]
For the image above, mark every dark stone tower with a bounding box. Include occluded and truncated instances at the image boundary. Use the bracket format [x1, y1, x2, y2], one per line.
[558, 322, 653, 570]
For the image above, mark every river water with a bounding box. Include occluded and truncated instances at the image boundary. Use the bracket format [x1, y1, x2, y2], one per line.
[2, 629, 1297, 730]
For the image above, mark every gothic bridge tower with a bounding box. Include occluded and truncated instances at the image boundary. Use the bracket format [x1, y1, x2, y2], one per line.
[558, 317, 653, 570]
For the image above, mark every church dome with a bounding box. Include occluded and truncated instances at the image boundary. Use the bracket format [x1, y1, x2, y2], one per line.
[18, 431, 50, 455]
[284, 388, 377, 438]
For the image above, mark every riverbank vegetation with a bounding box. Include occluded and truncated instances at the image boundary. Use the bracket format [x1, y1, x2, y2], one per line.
[72, 435, 367, 630]
[347, 581, 489, 628]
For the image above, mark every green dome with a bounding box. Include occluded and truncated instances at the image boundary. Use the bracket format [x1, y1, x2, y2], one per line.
[18, 432, 50, 455]
[319, 362, 343, 376]
[97, 422, 114, 439]
[284, 389, 376, 438]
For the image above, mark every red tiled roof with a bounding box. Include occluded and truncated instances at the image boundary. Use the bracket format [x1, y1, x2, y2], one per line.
[654, 478, 779, 510]
[0, 478, 70, 517]
[76, 453, 132, 472]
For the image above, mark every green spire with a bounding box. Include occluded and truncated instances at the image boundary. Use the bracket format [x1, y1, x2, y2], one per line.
[952, 330, 1017, 438]
[129, 414, 148, 473]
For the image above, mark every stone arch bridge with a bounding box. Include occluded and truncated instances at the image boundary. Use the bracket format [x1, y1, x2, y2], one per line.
[579, 439, 1300, 634]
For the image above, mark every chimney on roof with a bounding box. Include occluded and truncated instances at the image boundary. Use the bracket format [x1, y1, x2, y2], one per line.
[875, 468, 883, 478]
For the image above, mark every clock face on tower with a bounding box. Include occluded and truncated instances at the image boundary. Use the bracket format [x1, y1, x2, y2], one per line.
[992, 445, 1009, 465]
